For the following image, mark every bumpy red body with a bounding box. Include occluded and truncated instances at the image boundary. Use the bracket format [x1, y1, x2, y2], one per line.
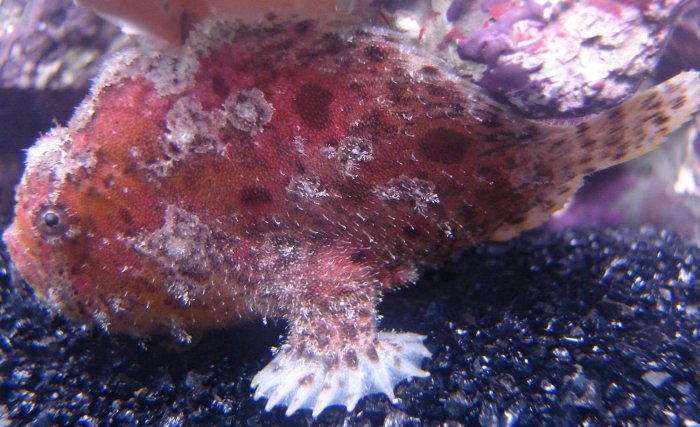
[3, 15, 699, 416]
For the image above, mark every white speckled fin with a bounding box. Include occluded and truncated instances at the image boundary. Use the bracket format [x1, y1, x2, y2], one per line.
[251, 332, 431, 417]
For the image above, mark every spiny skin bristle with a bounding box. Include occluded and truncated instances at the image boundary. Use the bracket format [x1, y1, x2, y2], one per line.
[3, 15, 698, 419]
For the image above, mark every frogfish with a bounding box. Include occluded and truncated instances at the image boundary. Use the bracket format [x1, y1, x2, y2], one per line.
[3, 12, 699, 417]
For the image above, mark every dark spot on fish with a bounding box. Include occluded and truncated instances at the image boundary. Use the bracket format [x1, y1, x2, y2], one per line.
[118, 208, 135, 226]
[419, 128, 469, 164]
[672, 96, 686, 110]
[640, 92, 659, 108]
[612, 149, 627, 161]
[607, 108, 624, 122]
[480, 114, 501, 128]
[581, 137, 597, 148]
[344, 350, 359, 368]
[420, 66, 440, 77]
[388, 83, 404, 103]
[652, 114, 670, 127]
[348, 81, 364, 91]
[402, 225, 420, 238]
[534, 162, 553, 183]
[334, 180, 369, 205]
[102, 174, 115, 188]
[295, 84, 333, 130]
[649, 100, 663, 111]
[351, 251, 368, 264]
[211, 75, 229, 98]
[366, 346, 379, 362]
[240, 186, 273, 206]
[318, 33, 344, 54]
[517, 125, 540, 140]
[576, 123, 590, 135]
[552, 138, 566, 148]
[364, 45, 386, 62]
[509, 215, 526, 224]
[556, 186, 571, 196]
[427, 85, 449, 97]
[294, 20, 313, 34]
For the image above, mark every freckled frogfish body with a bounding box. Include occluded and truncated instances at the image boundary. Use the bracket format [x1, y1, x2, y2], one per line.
[3, 15, 699, 417]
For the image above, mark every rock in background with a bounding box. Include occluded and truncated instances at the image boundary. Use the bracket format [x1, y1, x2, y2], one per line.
[0, 0, 119, 225]
[379, 0, 688, 118]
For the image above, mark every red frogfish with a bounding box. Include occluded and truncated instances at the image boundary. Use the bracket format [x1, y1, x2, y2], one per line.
[3, 14, 699, 417]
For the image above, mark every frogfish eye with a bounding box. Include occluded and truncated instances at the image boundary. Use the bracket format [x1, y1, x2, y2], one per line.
[35, 205, 69, 237]
[44, 212, 59, 227]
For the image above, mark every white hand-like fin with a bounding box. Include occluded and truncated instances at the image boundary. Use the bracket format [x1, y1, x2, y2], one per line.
[251, 331, 431, 417]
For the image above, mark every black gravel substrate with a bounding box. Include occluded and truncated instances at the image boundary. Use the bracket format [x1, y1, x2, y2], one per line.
[0, 227, 698, 426]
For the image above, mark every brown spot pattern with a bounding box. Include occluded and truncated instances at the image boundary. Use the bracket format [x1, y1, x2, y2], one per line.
[295, 84, 333, 130]
[363, 45, 386, 62]
[211, 75, 229, 97]
[240, 186, 273, 206]
[419, 128, 470, 164]
[402, 225, 420, 238]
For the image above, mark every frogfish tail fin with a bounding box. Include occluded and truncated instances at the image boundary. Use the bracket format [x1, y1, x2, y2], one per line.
[558, 70, 700, 178]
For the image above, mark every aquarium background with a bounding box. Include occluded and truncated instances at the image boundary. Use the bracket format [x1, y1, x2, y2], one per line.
[0, 0, 699, 425]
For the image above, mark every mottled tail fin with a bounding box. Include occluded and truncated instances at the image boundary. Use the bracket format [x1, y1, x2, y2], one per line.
[491, 71, 700, 241]
[566, 70, 700, 176]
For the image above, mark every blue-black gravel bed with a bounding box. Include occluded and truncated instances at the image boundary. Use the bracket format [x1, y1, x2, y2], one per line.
[0, 227, 698, 426]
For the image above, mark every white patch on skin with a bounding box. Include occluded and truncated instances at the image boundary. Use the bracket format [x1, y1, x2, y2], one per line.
[338, 136, 373, 178]
[223, 88, 275, 135]
[165, 277, 200, 307]
[24, 127, 97, 203]
[149, 96, 228, 176]
[150, 88, 272, 177]
[144, 18, 240, 97]
[186, 18, 240, 57]
[437, 220, 454, 238]
[165, 96, 225, 155]
[132, 205, 221, 274]
[376, 175, 440, 217]
[292, 135, 308, 155]
[286, 175, 329, 199]
[105, 294, 136, 316]
[68, 97, 97, 131]
[168, 317, 193, 346]
[45, 278, 82, 317]
[90, 46, 146, 98]
[130, 206, 223, 313]
[146, 50, 200, 96]
[251, 332, 430, 417]
[24, 128, 70, 183]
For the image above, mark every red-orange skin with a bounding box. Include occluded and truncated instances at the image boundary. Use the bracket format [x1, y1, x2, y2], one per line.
[4, 18, 589, 348]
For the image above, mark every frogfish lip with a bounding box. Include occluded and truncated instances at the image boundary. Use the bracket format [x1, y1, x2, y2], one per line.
[1, 224, 28, 285]
[2, 223, 49, 294]
[2, 224, 21, 264]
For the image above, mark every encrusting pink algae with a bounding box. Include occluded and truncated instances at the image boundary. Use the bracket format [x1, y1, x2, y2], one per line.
[2, 9, 699, 417]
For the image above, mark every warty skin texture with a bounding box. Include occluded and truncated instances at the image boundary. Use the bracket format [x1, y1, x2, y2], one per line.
[3, 15, 700, 417]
